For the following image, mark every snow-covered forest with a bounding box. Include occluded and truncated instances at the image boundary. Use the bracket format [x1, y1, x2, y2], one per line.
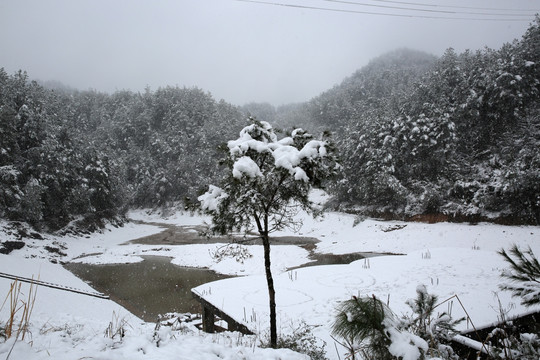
[1, 16, 539, 233]
[252, 17, 540, 225]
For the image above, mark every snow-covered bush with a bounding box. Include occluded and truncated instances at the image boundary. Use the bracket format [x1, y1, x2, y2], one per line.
[263, 321, 326, 360]
[210, 243, 253, 264]
[484, 328, 540, 360]
[401, 285, 463, 359]
[503, 333, 540, 359]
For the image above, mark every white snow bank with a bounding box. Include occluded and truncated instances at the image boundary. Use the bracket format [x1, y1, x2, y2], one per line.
[70, 242, 310, 276]
[273, 210, 540, 256]
[1, 304, 307, 360]
[194, 245, 540, 360]
[127, 209, 210, 226]
[0, 254, 140, 354]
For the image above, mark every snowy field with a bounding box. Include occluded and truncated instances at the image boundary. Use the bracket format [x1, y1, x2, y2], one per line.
[1, 204, 539, 359]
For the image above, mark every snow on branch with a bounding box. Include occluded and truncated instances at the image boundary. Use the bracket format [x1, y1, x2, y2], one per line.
[198, 185, 228, 212]
[232, 156, 263, 179]
[227, 122, 328, 183]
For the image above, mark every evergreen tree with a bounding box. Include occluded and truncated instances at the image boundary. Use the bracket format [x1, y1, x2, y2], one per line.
[499, 245, 540, 307]
[332, 295, 394, 359]
[198, 119, 338, 347]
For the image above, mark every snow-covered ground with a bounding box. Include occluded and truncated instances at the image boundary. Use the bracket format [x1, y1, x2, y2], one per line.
[191, 210, 540, 359]
[0, 219, 307, 359]
[1, 204, 539, 359]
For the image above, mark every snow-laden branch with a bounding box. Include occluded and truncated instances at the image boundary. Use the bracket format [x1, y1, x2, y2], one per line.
[198, 185, 228, 212]
[227, 122, 328, 182]
[232, 156, 263, 179]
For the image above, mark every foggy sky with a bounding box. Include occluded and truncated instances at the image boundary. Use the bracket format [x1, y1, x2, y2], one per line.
[1, 0, 538, 106]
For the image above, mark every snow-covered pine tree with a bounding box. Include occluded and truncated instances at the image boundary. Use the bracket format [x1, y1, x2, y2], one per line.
[499, 245, 540, 307]
[198, 119, 338, 347]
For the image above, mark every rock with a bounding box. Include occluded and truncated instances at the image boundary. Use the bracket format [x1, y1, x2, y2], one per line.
[0, 241, 25, 254]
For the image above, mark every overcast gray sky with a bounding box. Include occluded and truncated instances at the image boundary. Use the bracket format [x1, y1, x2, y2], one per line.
[1, 0, 538, 106]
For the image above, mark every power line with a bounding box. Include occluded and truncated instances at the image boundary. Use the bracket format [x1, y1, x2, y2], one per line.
[321, 0, 536, 16]
[234, 0, 535, 21]
[366, 0, 540, 13]
[0, 271, 110, 299]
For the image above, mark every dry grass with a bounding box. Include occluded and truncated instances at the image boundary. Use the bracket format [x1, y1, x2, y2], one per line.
[1, 278, 38, 341]
[104, 311, 130, 340]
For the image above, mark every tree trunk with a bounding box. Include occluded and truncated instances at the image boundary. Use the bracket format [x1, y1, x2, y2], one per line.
[262, 232, 277, 348]
[254, 212, 277, 348]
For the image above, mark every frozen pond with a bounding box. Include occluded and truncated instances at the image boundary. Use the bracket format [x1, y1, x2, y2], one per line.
[65, 251, 374, 322]
[65, 221, 376, 322]
[65, 255, 231, 321]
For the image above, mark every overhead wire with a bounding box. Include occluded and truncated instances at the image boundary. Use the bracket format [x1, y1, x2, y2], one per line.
[321, 0, 537, 16]
[357, 0, 540, 13]
[233, 0, 538, 21]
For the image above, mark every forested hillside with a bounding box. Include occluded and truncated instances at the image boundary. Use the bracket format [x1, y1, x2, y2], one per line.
[1, 17, 539, 232]
[330, 17, 540, 224]
[0, 75, 246, 231]
[245, 17, 540, 225]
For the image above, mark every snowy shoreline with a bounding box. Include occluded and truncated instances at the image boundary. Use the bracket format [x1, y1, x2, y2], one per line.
[1, 209, 539, 359]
